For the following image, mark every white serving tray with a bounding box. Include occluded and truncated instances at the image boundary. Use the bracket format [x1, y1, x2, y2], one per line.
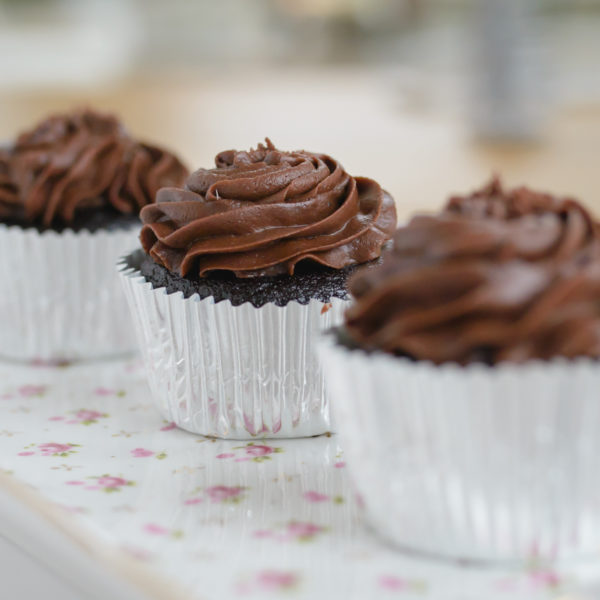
[0, 358, 598, 600]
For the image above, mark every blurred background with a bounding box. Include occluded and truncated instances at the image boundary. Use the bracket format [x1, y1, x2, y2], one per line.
[0, 0, 598, 217]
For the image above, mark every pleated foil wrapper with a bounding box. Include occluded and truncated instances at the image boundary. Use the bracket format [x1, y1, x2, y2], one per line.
[0, 224, 139, 362]
[319, 334, 600, 563]
[118, 251, 347, 439]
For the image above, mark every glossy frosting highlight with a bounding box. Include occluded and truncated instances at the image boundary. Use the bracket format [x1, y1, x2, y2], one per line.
[346, 178, 600, 364]
[2, 109, 188, 227]
[140, 139, 397, 278]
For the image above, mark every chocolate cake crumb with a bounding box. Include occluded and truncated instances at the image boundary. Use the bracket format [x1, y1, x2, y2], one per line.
[127, 250, 381, 308]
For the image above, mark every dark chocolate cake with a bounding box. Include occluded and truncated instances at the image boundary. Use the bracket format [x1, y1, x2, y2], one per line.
[134, 250, 381, 308]
[2, 209, 141, 234]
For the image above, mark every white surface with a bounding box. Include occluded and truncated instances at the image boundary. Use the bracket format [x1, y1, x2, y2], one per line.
[0, 534, 83, 600]
[0, 0, 140, 90]
[0, 357, 599, 600]
[0, 486, 149, 600]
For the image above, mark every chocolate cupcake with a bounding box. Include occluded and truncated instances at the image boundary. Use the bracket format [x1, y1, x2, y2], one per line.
[320, 178, 600, 562]
[0, 108, 188, 361]
[119, 139, 397, 438]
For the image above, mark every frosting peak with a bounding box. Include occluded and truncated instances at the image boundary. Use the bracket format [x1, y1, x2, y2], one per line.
[346, 178, 600, 364]
[140, 139, 397, 278]
[3, 109, 188, 227]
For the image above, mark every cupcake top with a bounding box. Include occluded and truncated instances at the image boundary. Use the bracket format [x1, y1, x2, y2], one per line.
[346, 177, 600, 365]
[0, 109, 188, 228]
[140, 139, 397, 278]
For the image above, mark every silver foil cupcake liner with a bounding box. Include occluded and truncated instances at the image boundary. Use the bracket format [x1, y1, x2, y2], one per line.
[319, 334, 600, 563]
[118, 251, 347, 439]
[0, 224, 139, 362]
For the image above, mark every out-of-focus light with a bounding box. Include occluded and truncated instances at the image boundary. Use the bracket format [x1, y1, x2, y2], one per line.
[0, 0, 141, 90]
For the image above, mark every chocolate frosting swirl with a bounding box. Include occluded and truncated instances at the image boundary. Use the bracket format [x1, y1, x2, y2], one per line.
[347, 178, 600, 364]
[140, 139, 397, 278]
[2, 109, 188, 227]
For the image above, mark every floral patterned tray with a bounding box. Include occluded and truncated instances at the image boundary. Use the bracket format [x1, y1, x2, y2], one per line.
[0, 358, 598, 600]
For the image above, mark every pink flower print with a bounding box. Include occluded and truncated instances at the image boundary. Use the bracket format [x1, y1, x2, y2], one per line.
[216, 453, 235, 459]
[18, 385, 46, 397]
[19, 443, 79, 457]
[94, 387, 113, 396]
[303, 491, 329, 503]
[38, 443, 75, 456]
[205, 485, 245, 503]
[379, 576, 426, 593]
[98, 476, 128, 488]
[68, 409, 108, 425]
[131, 448, 154, 458]
[256, 571, 298, 591]
[252, 530, 272, 539]
[228, 442, 283, 462]
[48, 416, 65, 422]
[160, 422, 176, 432]
[285, 522, 323, 541]
[143, 523, 183, 539]
[66, 481, 84, 486]
[529, 570, 561, 590]
[379, 576, 407, 591]
[184, 497, 203, 505]
[90, 475, 134, 493]
[245, 444, 273, 457]
[78, 410, 103, 420]
[334, 461, 346, 468]
[94, 387, 125, 397]
[254, 521, 325, 543]
[293, 523, 322, 538]
[144, 523, 169, 535]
